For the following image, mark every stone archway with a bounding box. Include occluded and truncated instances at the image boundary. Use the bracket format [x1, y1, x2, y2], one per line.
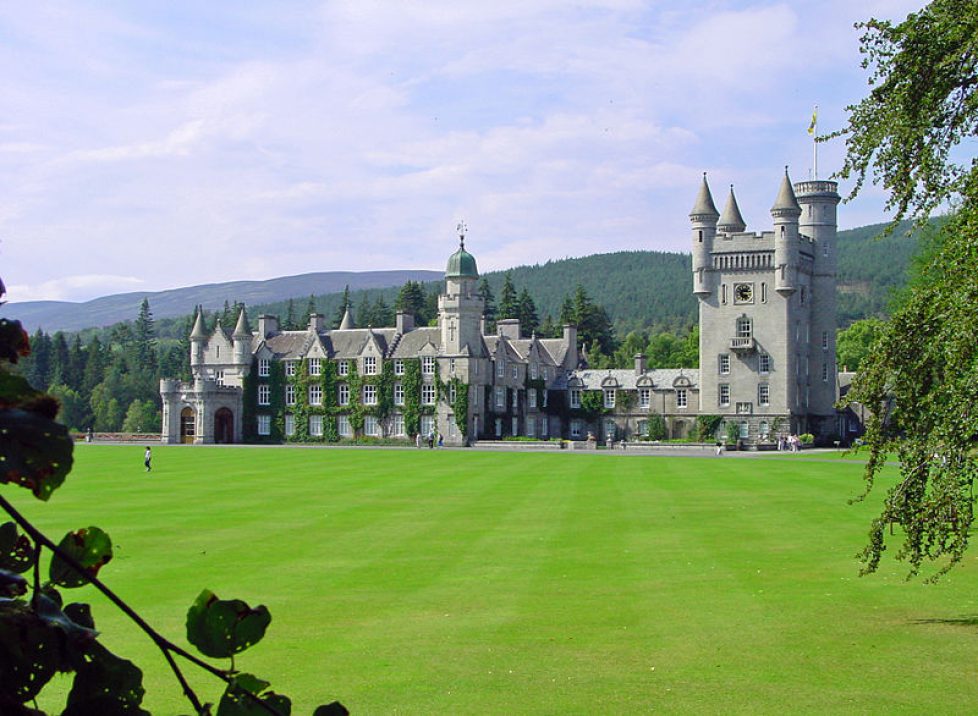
[214, 408, 234, 444]
[180, 407, 196, 444]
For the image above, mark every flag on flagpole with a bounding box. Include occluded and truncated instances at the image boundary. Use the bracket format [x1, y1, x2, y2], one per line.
[807, 105, 818, 135]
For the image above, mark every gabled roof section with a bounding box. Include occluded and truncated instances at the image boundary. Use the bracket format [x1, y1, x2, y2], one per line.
[327, 328, 394, 359]
[263, 331, 309, 360]
[537, 338, 569, 366]
[390, 327, 441, 358]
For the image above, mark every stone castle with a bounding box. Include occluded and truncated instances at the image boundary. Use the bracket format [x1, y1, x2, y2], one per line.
[160, 171, 842, 446]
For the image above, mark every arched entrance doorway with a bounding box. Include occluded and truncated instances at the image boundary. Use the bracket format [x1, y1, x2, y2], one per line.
[214, 408, 234, 444]
[180, 407, 196, 444]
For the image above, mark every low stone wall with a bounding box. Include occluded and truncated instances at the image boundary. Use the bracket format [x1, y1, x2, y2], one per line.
[472, 440, 564, 450]
[74, 433, 163, 443]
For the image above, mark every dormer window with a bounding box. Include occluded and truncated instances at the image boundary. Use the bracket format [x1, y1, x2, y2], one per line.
[308, 358, 321, 376]
[422, 356, 435, 375]
[394, 359, 405, 375]
[338, 360, 350, 376]
[363, 356, 377, 375]
[258, 359, 269, 377]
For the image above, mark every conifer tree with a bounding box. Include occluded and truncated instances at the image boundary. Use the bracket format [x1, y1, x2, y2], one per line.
[498, 271, 518, 319]
[517, 288, 539, 337]
[334, 285, 352, 328]
[478, 277, 497, 333]
[284, 298, 297, 330]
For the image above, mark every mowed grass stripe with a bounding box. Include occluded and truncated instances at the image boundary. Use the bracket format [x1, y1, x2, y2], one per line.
[13, 446, 978, 714]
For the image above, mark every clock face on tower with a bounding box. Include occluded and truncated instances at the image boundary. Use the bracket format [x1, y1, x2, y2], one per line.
[734, 283, 754, 304]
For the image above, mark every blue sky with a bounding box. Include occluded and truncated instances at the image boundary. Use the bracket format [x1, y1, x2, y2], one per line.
[0, 0, 925, 303]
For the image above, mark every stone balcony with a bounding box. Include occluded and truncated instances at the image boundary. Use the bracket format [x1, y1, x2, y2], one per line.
[730, 336, 755, 352]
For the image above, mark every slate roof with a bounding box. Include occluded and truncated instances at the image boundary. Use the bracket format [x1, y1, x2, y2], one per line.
[390, 327, 441, 358]
[324, 328, 396, 359]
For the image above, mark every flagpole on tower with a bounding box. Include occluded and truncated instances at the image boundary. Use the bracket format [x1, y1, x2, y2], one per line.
[808, 104, 819, 180]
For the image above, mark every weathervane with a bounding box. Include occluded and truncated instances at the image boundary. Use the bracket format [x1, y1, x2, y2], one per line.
[457, 220, 467, 249]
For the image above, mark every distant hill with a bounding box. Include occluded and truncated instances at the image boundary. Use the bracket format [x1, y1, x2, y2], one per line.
[3, 270, 444, 333]
[5, 219, 930, 335]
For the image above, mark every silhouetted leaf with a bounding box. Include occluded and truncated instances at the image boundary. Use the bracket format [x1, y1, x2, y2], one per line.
[0, 318, 30, 364]
[0, 569, 27, 598]
[0, 600, 63, 702]
[63, 641, 149, 716]
[34, 594, 98, 642]
[186, 589, 271, 659]
[0, 408, 73, 501]
[0, 521, 35, 573]
[313, 702, 350, 716]
[64, 602, 96, 630]
[217, 672, 291, 716]
[49, 527, 113, 588]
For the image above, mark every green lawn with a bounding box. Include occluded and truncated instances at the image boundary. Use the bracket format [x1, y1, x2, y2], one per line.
[13, 445, 978, 714]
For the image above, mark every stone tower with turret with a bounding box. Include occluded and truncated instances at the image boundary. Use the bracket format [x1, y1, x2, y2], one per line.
[692, 170, 840, 441]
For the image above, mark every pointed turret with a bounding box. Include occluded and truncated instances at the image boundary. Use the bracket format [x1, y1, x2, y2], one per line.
[233, 307, 251, 365]
[772, 168, 801, 295]
[690, 173, 719, 297]
[689, 173, 720, 220]
[232, 307, 250, 339]
[770, 167, 801, 217]
[190, 308, 207, 340]
[339, 307, 355, 330]
[718, 185, 746, 233]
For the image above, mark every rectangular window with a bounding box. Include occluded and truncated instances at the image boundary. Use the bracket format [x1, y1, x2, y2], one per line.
[363, 356, 377, 375]
[449, 358, 456, 375]
[603, 389, 616, 409]
[421, 384, 436, 405]
[512, 416, 519, 436]
[309, 415, 323, 437]
[571, 420, 583, 438]
[421, 415, 435, 437]
[394, 359, 405, 375]
[257, 415, 270, 435]
[449, 383, 457, 403]
[393, 414, 405, 436]
[422, 356, 435, 375]
[512, 364, 518, 380]
[736, 402, 752, 415]
[719, 384, 730, 406]
[497, 360, 505, 378]
[719, 354, 730, 374]
[258, 385, 270, 406]
[761, 282, 767, 303]
[759, 354, 771, 373]
[530, 363, 538, 379]
[543, 366, 549, 380]
[822, 363, 828, 382]
[215, 370, 225, 387]
[308, 358, 321, 376]
[363, 384, 377, 405]
[394, 382, 405, 406]
[285, 361, 297, 377]
[527, 419, 536, 437]
[570, 389, 581, 409]
[338, 360, 349, 376]
[639, 388, 650, 408]
[737, 318, 752, 339]
[308, 384, 322, 406]
[739, 421, 750, 439]
[528, 390, 537, 409]
[542, 390, 548, 408]
[822, 331, 828, 350]
[758, 384, 770, 405]
[258, 359, 269, 377]
[337, 383, 349, 405]
[284, 414, 295, 437]
[676, 388, 688, 409]
[364, 416, 379, 437]
[337, 415, 352, 437]
[604, 419, 616, 440]
[285, 384, 296, 406]
[496, 387, 505, 409]
[721, 284, 727, 305]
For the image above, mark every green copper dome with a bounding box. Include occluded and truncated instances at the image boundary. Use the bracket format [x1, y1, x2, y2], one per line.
[446, 239, 478, 278]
